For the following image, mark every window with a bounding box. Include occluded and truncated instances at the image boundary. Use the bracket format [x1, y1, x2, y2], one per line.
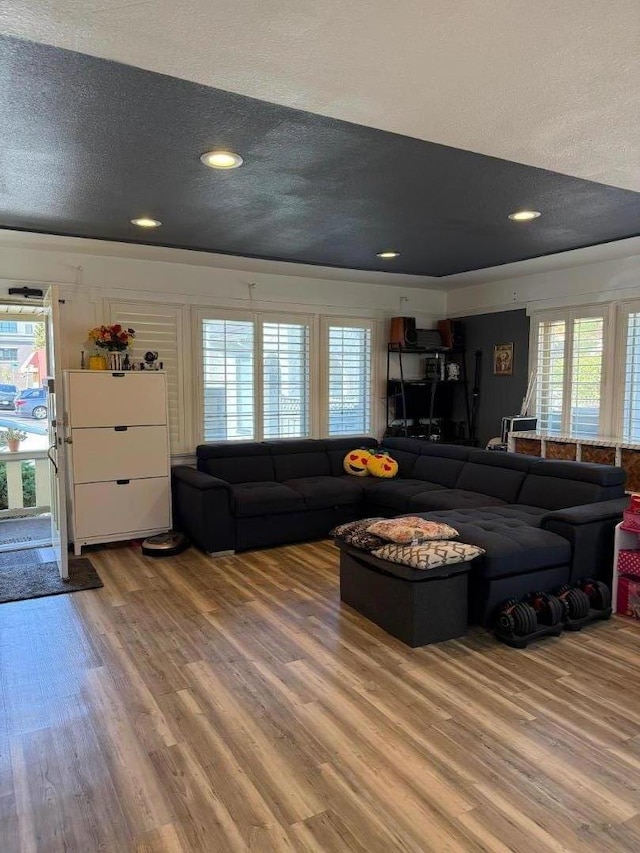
[531, 308, 607, 438]
[0, 348, 18, 361]
[108, 301, 187, 453]
[0, 322, 17, 334]
[621, 309, 640, 442]
[326, 322, 373, 436]
[203, 318, 255, 441]
[201, 314, 311, 441]
[262, 322, 310, 438]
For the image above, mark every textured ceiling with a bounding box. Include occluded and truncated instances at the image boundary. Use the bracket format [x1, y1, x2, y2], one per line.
[1, 35, 640, 277]
[1, 0, 639, 192]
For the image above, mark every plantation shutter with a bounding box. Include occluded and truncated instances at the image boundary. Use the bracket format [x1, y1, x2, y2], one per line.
[532, 309, 606, 438]
[108, 301, 185, 452]
[535, 319, 566, 434]
[569, 316, 604, 437]
[262, 321, 310, 438]
[622, 311, 640, 442]
[202, 318, 255, 441]
[327, 324, 372, 435]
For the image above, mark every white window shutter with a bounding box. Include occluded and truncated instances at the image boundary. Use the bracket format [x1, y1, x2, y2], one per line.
[535, 319, 566, 434]
[623, 311, 640, 442]
[262, 321, 310, 438]
[327, 324, 372, 436]
[569, 316, 604, 438]
[107, 301, 185, 452]
[202, 318, 255, 441]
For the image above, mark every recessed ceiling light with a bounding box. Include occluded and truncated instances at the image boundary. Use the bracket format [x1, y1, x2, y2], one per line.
[377, 250, 400, 259]
[508, 210, 541, 222]
[200, 150, 244, 170]
[131, 217, 161, 228]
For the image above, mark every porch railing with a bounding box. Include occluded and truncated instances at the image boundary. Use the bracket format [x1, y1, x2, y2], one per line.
[0, 449, 51, 516]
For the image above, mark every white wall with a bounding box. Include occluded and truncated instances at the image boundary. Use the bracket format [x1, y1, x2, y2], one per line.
[0, 233, 447, 447]
[446, 252, 640, 317]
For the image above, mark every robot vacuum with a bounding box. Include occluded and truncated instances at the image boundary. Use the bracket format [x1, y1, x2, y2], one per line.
[141, 531, 190, 557]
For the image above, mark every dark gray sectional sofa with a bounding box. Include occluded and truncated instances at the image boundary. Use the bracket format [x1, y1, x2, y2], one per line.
[172, 436, 628, 623]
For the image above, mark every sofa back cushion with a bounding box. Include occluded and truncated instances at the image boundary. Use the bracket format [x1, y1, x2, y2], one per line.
[518, 459, 626, 509]
[197, 442, 274, 483]
[455, 449, 533, 502]
[412, 444, 470, 487]
[326, 436, 379, 476]
[379, 437, 422, 477]
[265, 439, 331, 481]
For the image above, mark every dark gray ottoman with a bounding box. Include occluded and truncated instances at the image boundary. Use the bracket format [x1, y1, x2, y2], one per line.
[339, 546, 472, 647]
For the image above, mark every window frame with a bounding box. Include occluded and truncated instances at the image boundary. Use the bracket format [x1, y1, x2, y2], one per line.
[194, 307, 316, 443]
[529, 304, 613, 439]
[320, 316, 376, 438]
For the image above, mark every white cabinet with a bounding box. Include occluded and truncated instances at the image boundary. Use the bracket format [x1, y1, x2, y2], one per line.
[64, 370, 171, 555]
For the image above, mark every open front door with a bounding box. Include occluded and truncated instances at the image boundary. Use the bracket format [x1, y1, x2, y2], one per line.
[44, 286, 69, 580]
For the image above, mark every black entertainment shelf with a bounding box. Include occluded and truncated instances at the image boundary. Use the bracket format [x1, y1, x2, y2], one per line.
[386, 342, 474, 443]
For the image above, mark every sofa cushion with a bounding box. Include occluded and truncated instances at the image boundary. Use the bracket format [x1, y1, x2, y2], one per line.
[365, 479, 446, 511]
[371, 540, 484, 570]
[377, 437, 421, 477]
[413, 508, 571, 579]
[327, 436, 379, 476]
[231, 482, 305, 517]
[265, 440, 331, 481]
[367, 517, 459, 544]
[409, 489, 506, 511]
[330, 518, 386, 552]
[455, 464, 527, 503]
[197, 442, 274, 484]
[412, 454, 467, 488]
[518, 459, 626, 509]
[285, 476, 363, 510]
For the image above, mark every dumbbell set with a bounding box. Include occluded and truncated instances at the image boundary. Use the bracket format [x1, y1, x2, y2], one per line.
[494, 578, 612, 648]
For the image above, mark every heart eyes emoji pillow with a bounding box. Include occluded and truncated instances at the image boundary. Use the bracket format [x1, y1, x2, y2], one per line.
[343, 448, 374, 477]
[367, 451, 399, 479]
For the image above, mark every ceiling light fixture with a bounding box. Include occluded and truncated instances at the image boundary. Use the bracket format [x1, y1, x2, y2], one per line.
[200, 150, 244, 170]
[508, 210, 541, 222]
[131, 217, 161, 228]
[377, 250, 400, 259]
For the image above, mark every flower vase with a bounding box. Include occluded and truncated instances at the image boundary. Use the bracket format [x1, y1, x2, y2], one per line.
[108, 352, 122, 371]
[88, 355, 107, 370]
[7, 439, 20, 452]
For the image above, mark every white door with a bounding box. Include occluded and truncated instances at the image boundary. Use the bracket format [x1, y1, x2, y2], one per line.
[44, 286, 69, 579]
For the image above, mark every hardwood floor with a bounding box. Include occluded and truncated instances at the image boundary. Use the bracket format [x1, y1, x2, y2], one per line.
[1, 540, 640, 852]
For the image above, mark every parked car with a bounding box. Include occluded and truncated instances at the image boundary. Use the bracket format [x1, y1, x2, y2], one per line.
[0, 384, 18, 410]
[14, 387, 47, 419]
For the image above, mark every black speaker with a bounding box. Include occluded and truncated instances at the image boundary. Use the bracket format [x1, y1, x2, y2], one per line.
[438, 319, 465, 352]
[389, 317, 417, 348]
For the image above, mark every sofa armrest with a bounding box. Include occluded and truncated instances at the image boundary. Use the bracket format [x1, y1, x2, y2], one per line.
[172, 466, 231, 492]
[543, 497, 629, 526]
[542, 497, 628, 584]
[171, 466, 235, 554]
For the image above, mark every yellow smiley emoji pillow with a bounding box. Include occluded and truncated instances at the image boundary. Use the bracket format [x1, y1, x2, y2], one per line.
[367, 451, 399, 479]
[343, 448, 373, 477]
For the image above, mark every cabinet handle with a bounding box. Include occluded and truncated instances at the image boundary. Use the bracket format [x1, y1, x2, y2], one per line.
[114, 426, 128, 431]
[116, 479, 130, 485]
[112, 372, 125, 377]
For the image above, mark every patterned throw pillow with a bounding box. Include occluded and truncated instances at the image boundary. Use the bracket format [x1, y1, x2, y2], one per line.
[330, 518, 386, 552]
[366, 517, 459, 544]
[371, 541, 485, 570]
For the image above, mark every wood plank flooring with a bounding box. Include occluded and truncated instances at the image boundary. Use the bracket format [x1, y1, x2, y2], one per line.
[1, 540, 640, 852]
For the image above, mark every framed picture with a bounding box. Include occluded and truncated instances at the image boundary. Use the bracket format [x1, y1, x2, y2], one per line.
[493, 343, 514, 376]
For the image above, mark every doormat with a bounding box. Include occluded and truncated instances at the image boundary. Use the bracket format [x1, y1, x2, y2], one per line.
[0, 551, 103, 604]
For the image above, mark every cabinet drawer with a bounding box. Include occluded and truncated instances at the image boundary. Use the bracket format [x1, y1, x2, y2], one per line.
[74, 478, 171, 539]
[66, 372, 167, 427]
[71, 426, 169, 483]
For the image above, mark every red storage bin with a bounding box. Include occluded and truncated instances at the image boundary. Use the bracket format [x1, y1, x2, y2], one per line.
[617, 549, 640, 578]
[622, 509, 640, 532]
[617, 575, 640, 618]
